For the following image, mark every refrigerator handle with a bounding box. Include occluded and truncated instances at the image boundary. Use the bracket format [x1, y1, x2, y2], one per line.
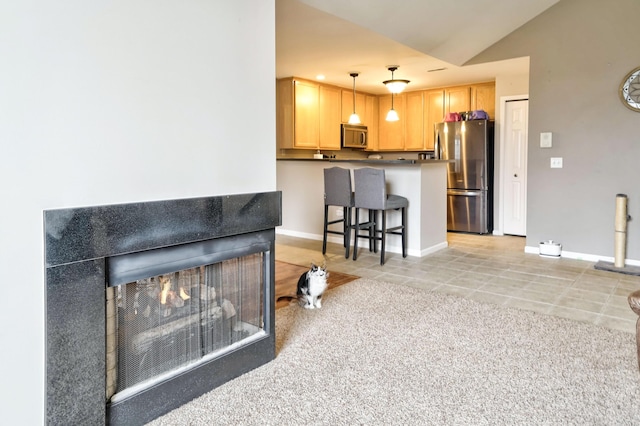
[448, 189, 483, 196]
[435, 131, 441, 160]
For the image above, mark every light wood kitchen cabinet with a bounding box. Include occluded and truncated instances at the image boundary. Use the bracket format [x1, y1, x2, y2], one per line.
[319, 85, 341, 149]
[292, 79, 319, 148]
[471, 82, 496, 120]
[276, 77, 341, 150]
[377, 89, 444, 152]
[424, 89, 444, 150]
[377, 94, 405, 150]
[445, 85, 471, 114]
[364, 95, 379, 150]
[404, 91, 425, 150]
[376, 90, 442, 152]
[277, 77, 494, 153]
[340, 90, 366, 124]
[340, 90, 379, 150]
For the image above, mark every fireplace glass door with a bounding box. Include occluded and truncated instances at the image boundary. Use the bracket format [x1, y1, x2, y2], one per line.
[106, 252, 264, 401]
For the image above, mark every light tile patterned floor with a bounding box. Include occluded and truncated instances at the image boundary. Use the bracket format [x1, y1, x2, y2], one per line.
[276, 232, 640, 334]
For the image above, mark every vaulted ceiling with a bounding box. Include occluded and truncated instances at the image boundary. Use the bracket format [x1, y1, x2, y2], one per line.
[276, 0, 559, 94]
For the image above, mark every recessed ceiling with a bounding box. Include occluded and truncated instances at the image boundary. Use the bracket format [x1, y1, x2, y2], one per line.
[276, 0, 558, 94]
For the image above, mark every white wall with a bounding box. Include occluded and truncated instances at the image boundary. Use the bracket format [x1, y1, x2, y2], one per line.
[0, 1, 275, 423]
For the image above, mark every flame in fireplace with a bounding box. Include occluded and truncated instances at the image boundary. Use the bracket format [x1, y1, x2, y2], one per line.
[158, 275, 190, 307]
[179, 287, 191, 300]
[159, 276, 171, 305]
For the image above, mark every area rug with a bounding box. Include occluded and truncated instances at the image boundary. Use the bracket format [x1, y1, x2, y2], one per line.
[149, 278, 640, 425]
[275, 261, 359, 309]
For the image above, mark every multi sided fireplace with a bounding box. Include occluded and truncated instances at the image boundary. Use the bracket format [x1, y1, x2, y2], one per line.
[106, 251, 265, 403]
[45, 193, 281, 425]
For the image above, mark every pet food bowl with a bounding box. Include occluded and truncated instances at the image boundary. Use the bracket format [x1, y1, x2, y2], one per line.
[539, 240, 562, 258]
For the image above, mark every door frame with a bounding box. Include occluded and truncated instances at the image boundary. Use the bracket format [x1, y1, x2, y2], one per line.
[496, 94, 529, 235]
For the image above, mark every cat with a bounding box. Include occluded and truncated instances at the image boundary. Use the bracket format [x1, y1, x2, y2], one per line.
[278, 263, 329, 309]
[296, 263, 329, 308]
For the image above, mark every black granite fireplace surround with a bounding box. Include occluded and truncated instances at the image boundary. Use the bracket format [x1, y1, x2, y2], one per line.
[45, 192, 281, 425]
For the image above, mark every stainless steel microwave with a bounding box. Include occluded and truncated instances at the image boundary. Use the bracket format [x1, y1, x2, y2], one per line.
[341, 124, 368, 149]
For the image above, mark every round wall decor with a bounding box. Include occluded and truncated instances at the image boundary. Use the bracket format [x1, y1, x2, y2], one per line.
[619, 66, 640, 112]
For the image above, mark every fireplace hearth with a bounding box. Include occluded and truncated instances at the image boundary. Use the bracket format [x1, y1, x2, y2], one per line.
[45, 192, 281, 425]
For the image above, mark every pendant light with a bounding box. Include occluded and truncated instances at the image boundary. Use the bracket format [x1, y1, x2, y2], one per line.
[348, 72, 361, 124]
[383, 66, 410, 94]
[386, 92, 399, 122]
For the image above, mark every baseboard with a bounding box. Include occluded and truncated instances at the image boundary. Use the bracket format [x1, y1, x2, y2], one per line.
[276, 228, 322, 241]
[419, 241, 449, 257]
[276, 228, 448, 258]
[524, 245, 640, 266]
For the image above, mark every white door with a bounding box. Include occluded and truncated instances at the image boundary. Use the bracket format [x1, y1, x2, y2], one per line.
[503, 99, 528, 236]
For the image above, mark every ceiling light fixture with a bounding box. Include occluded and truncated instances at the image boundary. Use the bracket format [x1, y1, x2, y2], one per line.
[348, 72, 361, 124]
[386, 93, 399, 122]
[383, 66, 410, 94]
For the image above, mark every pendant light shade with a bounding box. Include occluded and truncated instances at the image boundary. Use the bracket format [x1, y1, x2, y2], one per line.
[348, 113, 361, 124]
[348, 72, 361, 124]
[383, 66, 409, 94]
[386, 93, 399, 122]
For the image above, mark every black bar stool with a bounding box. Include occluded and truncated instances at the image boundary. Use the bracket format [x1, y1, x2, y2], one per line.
[352, 167, 408, 265]
[322, 167, 355, 258]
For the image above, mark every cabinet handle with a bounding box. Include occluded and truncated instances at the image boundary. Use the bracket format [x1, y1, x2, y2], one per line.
[514, 174, 518, 177]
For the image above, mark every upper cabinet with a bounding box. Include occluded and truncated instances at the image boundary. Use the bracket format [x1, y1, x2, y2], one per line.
[378, 94, 405, 150]
[424, 89, 445, 150]
[376, 83, 493, 152]
[444, 82, 495, 118]
[276, 77, 341, 150]
[277, 77, 494, 153]
[341, 89, 379, 150]
[364, 95, 379, 150]
[376, 89, 446, 151]
[340, 90, 366, 124]
[471, 82, 496, 120]
[404, 91, 425, 151]
[292, 79, 319, 148]
[445, 85, 471, 114]
[319, 85, 341, 149]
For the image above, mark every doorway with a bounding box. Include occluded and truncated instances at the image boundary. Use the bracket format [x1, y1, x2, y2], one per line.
[499, 97, 529, 236]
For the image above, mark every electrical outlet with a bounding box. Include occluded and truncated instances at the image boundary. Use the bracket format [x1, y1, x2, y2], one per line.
[550, 157, 563, 168]
[335, 208, 343, 217]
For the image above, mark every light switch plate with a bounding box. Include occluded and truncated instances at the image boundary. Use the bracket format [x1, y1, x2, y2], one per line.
[550, 157, 563, 168]
[540, 132, 553, 148]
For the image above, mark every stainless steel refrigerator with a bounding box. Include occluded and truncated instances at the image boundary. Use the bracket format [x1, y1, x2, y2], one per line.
[435, 120, 494, 234]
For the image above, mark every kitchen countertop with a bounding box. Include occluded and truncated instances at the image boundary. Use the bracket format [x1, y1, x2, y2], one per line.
[276, 157, 450, 164]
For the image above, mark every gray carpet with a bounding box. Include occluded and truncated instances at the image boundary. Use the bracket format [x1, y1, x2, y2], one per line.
[149, 278, 640, 425]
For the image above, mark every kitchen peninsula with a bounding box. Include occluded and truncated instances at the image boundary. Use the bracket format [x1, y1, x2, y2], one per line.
[276, 158, 450, 257]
